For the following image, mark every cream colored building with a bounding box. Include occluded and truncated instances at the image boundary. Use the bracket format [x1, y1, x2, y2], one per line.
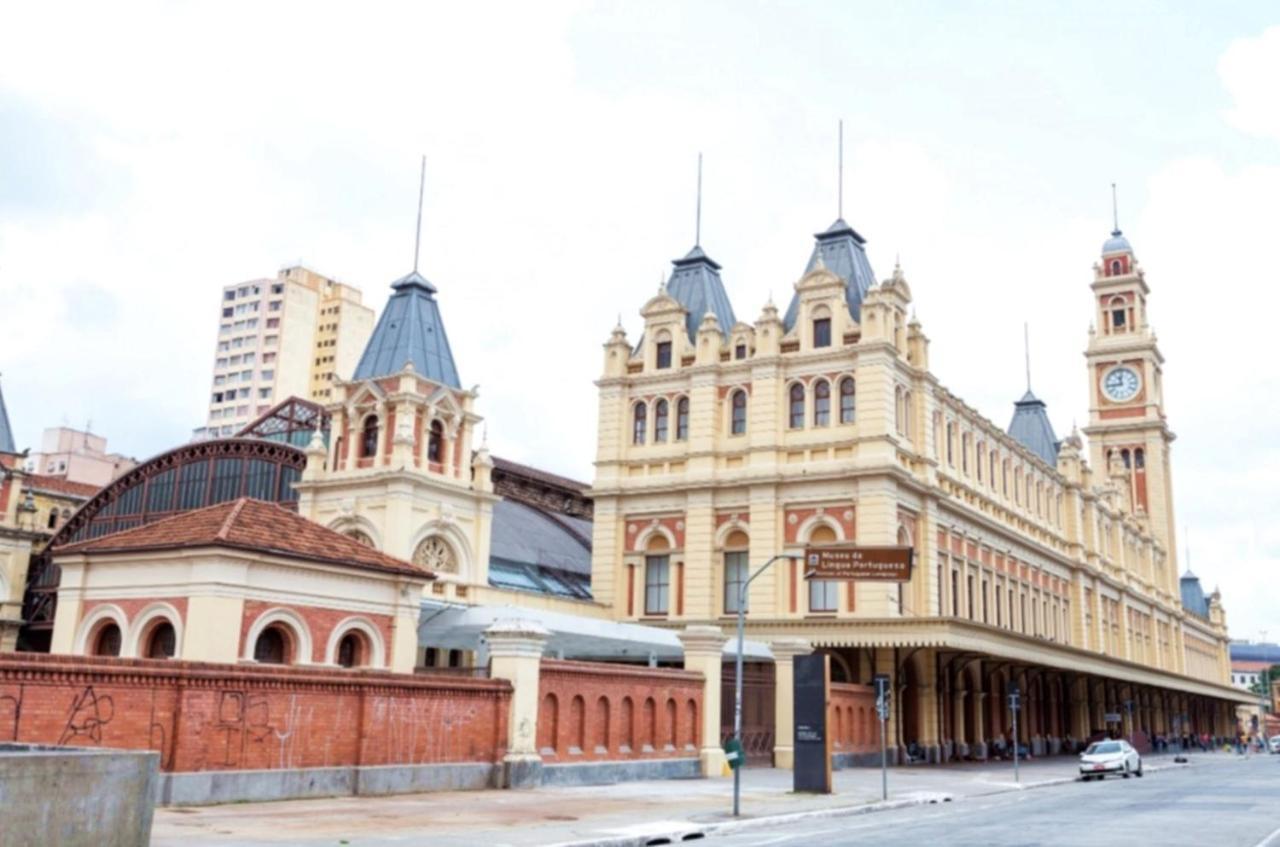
[23, 425, 135, 487]
[194, 264, 374, 439]
[590, 219, 1247, 762]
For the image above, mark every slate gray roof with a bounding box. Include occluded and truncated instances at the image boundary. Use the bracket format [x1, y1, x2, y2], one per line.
[0, 378, 15, 454]
[1230, 641, 1280, 663]
[489, 497, 591, 577]
[1007, 389, 1060, 467]
[1180, 570, 1209, 619]
[1102, 228, 1132, 255]
[784, 218, 877, 330]
[352, 271, 460, 387]
[666, 245, 737, 341]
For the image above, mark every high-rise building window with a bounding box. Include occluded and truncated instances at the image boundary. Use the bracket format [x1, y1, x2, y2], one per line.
[224, 290, 236, 301]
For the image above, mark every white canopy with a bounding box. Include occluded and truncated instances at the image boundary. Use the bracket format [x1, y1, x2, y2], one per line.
[418, 600, 775, 663]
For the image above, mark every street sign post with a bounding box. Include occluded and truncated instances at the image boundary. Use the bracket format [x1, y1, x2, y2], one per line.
[731, 554, 794, 817]
[874, 673, 891, 801]
[1008, 683, 1021, 783]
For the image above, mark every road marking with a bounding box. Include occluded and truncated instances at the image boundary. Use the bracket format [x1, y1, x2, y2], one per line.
[1253, 824, 1280, 847]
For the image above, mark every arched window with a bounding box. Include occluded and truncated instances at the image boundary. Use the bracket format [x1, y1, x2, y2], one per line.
[344, 529, 375, 547]
[427, 420, 444, 464]
[839, 377, 855, 423]
[644, 536, 671, 616]
[360, 415, 379, 458]
[145, 621, 176, 659]
[654, 399, 669, 442]
[336, 631, 364, 668]
[789, 383, 805, 429]
[413, 536, 458, 574]
[632, 402, 647, 444]
[676, 397, 689, 441]
[1110, 259, 1122, 276]
[808, 524, 839, 612]
[92, 622, 122, 657]
[253, 625, 289, 664]
[730, 390, 747, 435]
[813, 380, 830, 427]
[1109, 295, 1127, 331]
[723, 529, 750, 614]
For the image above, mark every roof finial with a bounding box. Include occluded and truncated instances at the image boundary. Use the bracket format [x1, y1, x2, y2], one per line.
[838, 119, 844, 220]
[1024, 321, 1032, 392]
[1110, 182, 1120, 236]
[695, 152, 703, 247]
[413, 155, 426, 272]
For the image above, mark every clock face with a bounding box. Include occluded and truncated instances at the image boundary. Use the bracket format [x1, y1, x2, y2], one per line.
[1103, 366, 1141, 402]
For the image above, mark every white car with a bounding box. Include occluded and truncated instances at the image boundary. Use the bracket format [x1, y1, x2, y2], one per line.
[1269, 736, 1280, 754]
[1079, 739, 1143, 780]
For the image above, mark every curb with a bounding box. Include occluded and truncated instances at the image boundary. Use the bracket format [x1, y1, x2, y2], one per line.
[545, 792, 954, 847]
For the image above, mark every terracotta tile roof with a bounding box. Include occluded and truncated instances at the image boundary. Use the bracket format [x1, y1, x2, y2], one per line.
[25, 474, 99, 498]
[56, 498, 430, 578]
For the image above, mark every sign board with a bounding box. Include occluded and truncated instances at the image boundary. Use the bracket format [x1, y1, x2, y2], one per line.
[804, 545, 913, 582]
[1104, 712, 1122, 723]
[723, 737, 744, 771]
[793, 653, 832, 794]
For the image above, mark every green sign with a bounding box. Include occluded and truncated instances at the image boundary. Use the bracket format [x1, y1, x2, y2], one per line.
[723, 738, 745, 770]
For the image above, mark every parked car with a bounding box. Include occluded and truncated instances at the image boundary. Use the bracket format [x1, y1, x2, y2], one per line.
[1268, 735, 1280, 754]
[1079, 739, 1142, 780]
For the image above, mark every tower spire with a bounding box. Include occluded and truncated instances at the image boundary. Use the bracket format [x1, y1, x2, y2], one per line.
[1110, 182, 1120, 236]
[413, 155, 426, 272]
[838, 119, 844, 220]
[695, 152, 703, 247]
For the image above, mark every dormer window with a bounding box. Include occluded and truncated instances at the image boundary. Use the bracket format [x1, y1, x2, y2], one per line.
[734, 343, 747, 360]
[360, 415, 379, 458]
[655, 340, 673, 369]
[813, 317, 832, 348]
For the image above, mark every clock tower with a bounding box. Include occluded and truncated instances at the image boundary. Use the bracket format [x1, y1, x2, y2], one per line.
[1083, 218, 1178, 583]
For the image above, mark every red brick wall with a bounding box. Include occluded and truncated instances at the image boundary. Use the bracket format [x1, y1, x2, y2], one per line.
[0, 653, 510, 773]
[536, 660, 703, 763]
[829, 682, 877, 754]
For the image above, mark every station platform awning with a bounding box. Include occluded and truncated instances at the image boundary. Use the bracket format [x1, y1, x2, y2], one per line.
[419, 600, 775, 663]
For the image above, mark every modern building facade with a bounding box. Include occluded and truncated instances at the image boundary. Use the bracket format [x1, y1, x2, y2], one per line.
[193, 265, 374, 440]
[590, 214, 1246, 763]
[23, 426, 135, 488]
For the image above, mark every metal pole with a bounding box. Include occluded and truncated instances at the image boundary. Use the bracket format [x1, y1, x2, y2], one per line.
[732, 554, 792, 818]
[880, 708, 887, 800]
[1012, 692, 1020, 783]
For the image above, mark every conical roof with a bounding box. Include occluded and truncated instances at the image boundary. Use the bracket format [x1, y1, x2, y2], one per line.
[784, 218, 876, 329]
[352, 270, 460, 388]
[1007, 389, 1059, 466]
[666, 245, 736, 341]
[1179, 570, 1209, 618]
[0, 377, 15, 454]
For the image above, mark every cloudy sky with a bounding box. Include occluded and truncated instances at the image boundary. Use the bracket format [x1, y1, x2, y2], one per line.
[1, 2, 1276, 638]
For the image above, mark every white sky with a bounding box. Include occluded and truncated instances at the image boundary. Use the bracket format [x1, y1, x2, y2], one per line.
[1, 2, 1276, 640]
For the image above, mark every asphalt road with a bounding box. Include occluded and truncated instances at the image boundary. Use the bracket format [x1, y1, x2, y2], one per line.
[712, 756, 1280, 847]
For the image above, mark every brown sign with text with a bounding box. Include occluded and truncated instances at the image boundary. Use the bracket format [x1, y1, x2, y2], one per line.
[803, 545, 913, 582]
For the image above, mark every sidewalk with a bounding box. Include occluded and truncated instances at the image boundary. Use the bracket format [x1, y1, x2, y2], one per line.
[150, 750, 1236, 847]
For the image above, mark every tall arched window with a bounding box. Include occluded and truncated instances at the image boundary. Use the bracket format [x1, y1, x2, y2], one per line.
[675, 397, 689, 441]
[807, 525, 839, 612]
[92, 622, 122, 657]
[336, 631, 366, 668]
[632, 402, 647, 445]
[839, 377, 855, 423]
[360, 415, 379, 458]
[253, 625, 289, 664]
[789, 383, 805, 429]
[654, 399, 669, 442]
[145, 621, 176, 659]
[723, 529, 750, 614]
[427, 420, 444, 464]
[813, 380, 830, 427]
[730, 390, 747, 435]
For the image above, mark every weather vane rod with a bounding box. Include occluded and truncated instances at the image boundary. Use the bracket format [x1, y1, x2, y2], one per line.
[1024, 322, 1031, 392]
[413, 155, 426, 272]
[695, 152, 703, 247]
[838, 119, 844, 219]
[1111, 182, 1119, 234]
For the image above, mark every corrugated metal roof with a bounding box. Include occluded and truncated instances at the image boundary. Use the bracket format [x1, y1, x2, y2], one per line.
[352, 271, 460, 387]
[0, 378, 14, 453]
[489, 497, 591, 576]
[784, 218, 876, 330]
[1007, 390, 1060, 467]
[666, 245, 737, 341]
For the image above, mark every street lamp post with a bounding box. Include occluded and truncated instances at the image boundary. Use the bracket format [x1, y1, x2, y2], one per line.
[732, 553, 795, 818]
